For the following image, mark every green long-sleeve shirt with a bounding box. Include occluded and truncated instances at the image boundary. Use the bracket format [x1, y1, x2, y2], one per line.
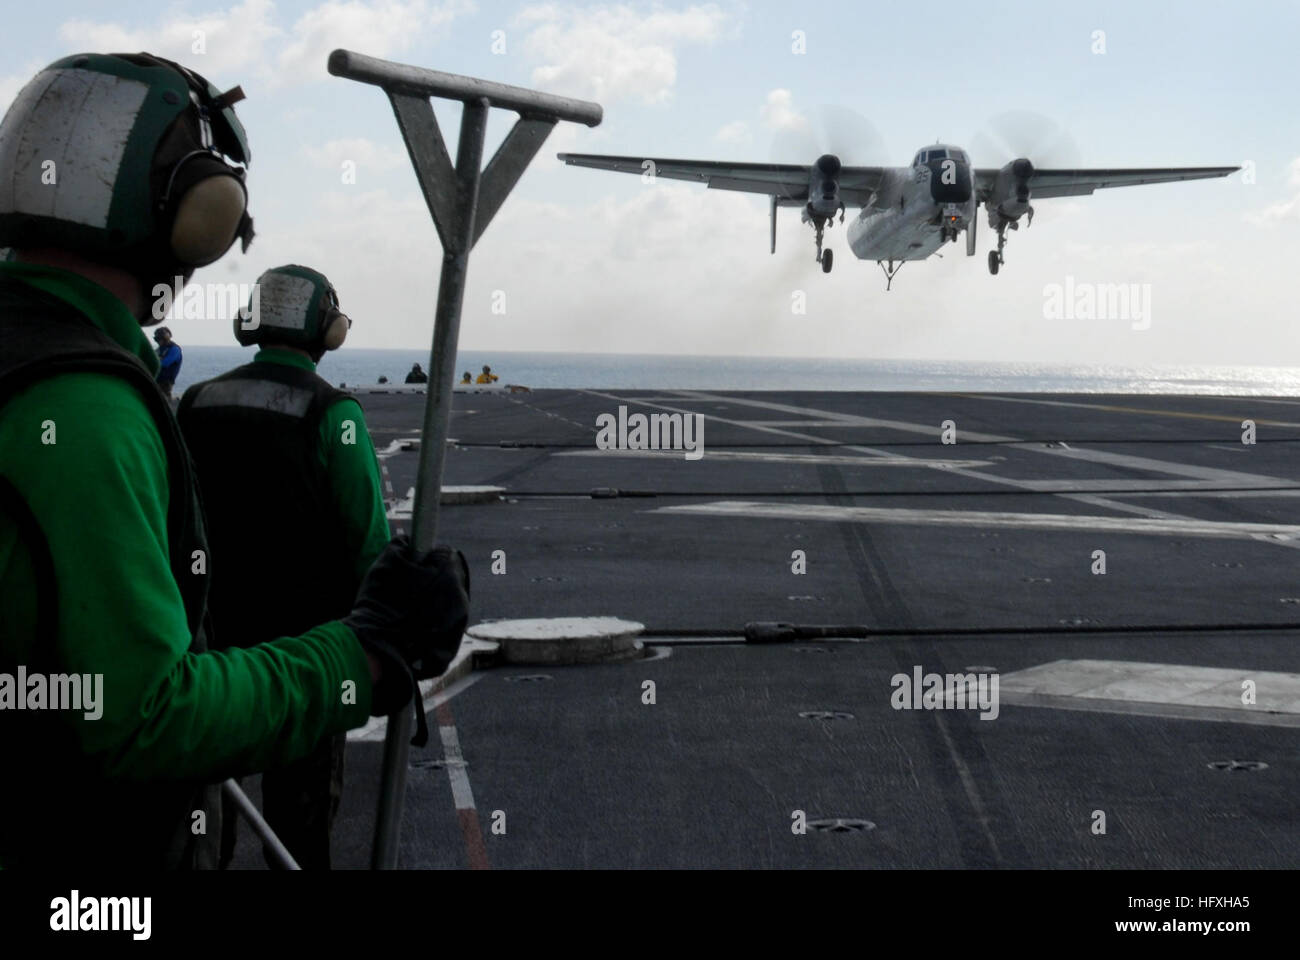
[0, 263, 374, 793]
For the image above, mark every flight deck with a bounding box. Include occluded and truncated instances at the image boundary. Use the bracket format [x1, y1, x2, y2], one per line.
[234, 388, 1300, 869]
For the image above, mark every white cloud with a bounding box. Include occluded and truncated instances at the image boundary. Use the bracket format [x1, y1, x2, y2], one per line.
[0, 60, 43, 114]
[1246, 156, 1300, 224]
[303, 137, 407, 173]
[758, 88, 808, 133]
[278, 0, 472, 82]
[59, 0, 282, 79]
[513, 2, 730, 105]
[55, 0, 472, 87]
[713, 120, 749, 144]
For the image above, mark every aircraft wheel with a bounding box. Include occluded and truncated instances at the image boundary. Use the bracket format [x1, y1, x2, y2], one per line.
[987, 251, 1000, 275]
[821, 249, 833, 274]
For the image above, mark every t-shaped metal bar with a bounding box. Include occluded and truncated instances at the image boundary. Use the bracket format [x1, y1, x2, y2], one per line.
[328, 49, 603, 127]
[329, 50, 601, 870]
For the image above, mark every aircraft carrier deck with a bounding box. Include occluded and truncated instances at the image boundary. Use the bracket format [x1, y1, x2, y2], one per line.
[233, 387, 1300, 870]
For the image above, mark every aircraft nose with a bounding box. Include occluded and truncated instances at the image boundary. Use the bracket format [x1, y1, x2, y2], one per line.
[929, 159, 972, 204]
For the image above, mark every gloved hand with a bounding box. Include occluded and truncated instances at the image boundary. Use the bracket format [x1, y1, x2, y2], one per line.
[344, 536, 471, 730]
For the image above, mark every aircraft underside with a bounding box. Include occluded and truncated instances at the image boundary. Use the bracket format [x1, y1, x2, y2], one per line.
[848, 206, 951, 263]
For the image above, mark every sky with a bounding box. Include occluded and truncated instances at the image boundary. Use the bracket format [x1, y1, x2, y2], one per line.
[1, 0, 1297, 364]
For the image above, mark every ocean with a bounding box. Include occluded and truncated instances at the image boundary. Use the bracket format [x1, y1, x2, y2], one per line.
[168, 347, 1300, 396]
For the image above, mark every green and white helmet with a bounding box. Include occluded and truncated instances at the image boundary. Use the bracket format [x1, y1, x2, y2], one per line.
[0, 52, 254, 291]
[236, 264, 350, 352]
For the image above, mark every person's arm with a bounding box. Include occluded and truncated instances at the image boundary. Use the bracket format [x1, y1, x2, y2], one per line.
[320, 397, 391, 582]
[159, 344, 181, 376]
[1, 374, 373, 783]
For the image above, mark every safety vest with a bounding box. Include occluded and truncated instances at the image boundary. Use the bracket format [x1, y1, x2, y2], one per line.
[0, 278, 220, 869]
[177, 360, 357, 647]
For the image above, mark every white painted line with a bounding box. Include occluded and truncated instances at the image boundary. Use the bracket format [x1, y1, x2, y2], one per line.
[654, 499, 1300, 541]
[558, 448, 990, 468]
[440, 724, 477, 810]
[1000, 659, 1300, 727]
[667, 390, 1284, 487]
[948, 393, 1300, 430]
[659, 390, 1300, 549]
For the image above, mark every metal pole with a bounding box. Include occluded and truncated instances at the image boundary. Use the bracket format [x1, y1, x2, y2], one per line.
[222, 779, 300, 870]
[329, 48, 601, 870]
[370, 99, 490, 870]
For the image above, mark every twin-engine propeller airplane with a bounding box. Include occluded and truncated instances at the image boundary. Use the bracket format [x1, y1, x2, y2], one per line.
[558, 146, 1238, 289]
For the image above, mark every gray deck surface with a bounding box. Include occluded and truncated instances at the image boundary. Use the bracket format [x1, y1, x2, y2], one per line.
[232, 388, 1300, 869]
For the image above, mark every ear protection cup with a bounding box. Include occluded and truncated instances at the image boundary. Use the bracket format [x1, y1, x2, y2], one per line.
[321, 309, 350, 350]
[233, 311, 256, 346]
[169, 160, 248, 265]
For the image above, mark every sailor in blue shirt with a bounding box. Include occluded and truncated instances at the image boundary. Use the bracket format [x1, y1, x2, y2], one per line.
[154, 325, 182, 396]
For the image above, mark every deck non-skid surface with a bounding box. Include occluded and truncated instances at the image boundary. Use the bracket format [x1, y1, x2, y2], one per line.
[232, 389, 1300, 868]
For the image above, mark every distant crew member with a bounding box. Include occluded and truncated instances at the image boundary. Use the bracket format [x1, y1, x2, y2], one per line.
[476, 364, 499, 384]
[0, 53, 469, 870]
[154, 326, 182, 396]
[405, 363, 428, 384]
[460, 371, 472, 384]
[179, 265, 397, 870]
[378, 375, 389, 384]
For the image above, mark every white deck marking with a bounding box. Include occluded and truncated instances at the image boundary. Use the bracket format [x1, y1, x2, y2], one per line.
[668, 390, 1284, 486]
[658, 390, 1300, 549]
[947, 393, 1300, 430]
[347, 672, 484, 742]
[999, 659, 1300, 728]
[439, 724, 477, 810]
[559, 448, 990, 468]
[654, 500, 1300, 541]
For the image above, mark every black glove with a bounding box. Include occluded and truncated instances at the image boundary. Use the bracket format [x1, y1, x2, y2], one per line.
[345, 535, 471, 744]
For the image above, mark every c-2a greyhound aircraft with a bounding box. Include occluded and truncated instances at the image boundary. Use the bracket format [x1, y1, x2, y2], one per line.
[558, 146, 1237, 289]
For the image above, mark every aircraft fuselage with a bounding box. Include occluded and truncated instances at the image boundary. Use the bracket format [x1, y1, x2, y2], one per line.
[847, 143, 975, 262]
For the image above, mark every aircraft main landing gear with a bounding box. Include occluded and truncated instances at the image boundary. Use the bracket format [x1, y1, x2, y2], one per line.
[812, 214, 834, 273]
[989, 221, 1008, 275]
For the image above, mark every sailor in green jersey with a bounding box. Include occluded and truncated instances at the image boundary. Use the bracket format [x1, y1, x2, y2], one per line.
[0, 53, 470, 869]
[178, 266, 391, 869]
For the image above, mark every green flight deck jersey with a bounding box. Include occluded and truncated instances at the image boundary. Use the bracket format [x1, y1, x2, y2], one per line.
[0, 262, 375, 869]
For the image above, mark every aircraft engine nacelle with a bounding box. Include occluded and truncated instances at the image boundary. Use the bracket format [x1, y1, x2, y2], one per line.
[987, 158, 1034, 222]
[806, 153, 842, 219]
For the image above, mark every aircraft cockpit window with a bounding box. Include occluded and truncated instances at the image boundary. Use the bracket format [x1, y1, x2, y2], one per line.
[930, 149, 947, 161]
[915, 152, 926, 165]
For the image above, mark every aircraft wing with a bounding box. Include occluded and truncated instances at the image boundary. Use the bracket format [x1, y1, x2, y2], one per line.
[557, 153, 889, 206]
[974, 165, 1238, 200]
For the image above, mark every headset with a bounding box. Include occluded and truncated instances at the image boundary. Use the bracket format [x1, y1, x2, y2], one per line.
[319, 283, 351, 351]
[136, 53, 255, 271]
